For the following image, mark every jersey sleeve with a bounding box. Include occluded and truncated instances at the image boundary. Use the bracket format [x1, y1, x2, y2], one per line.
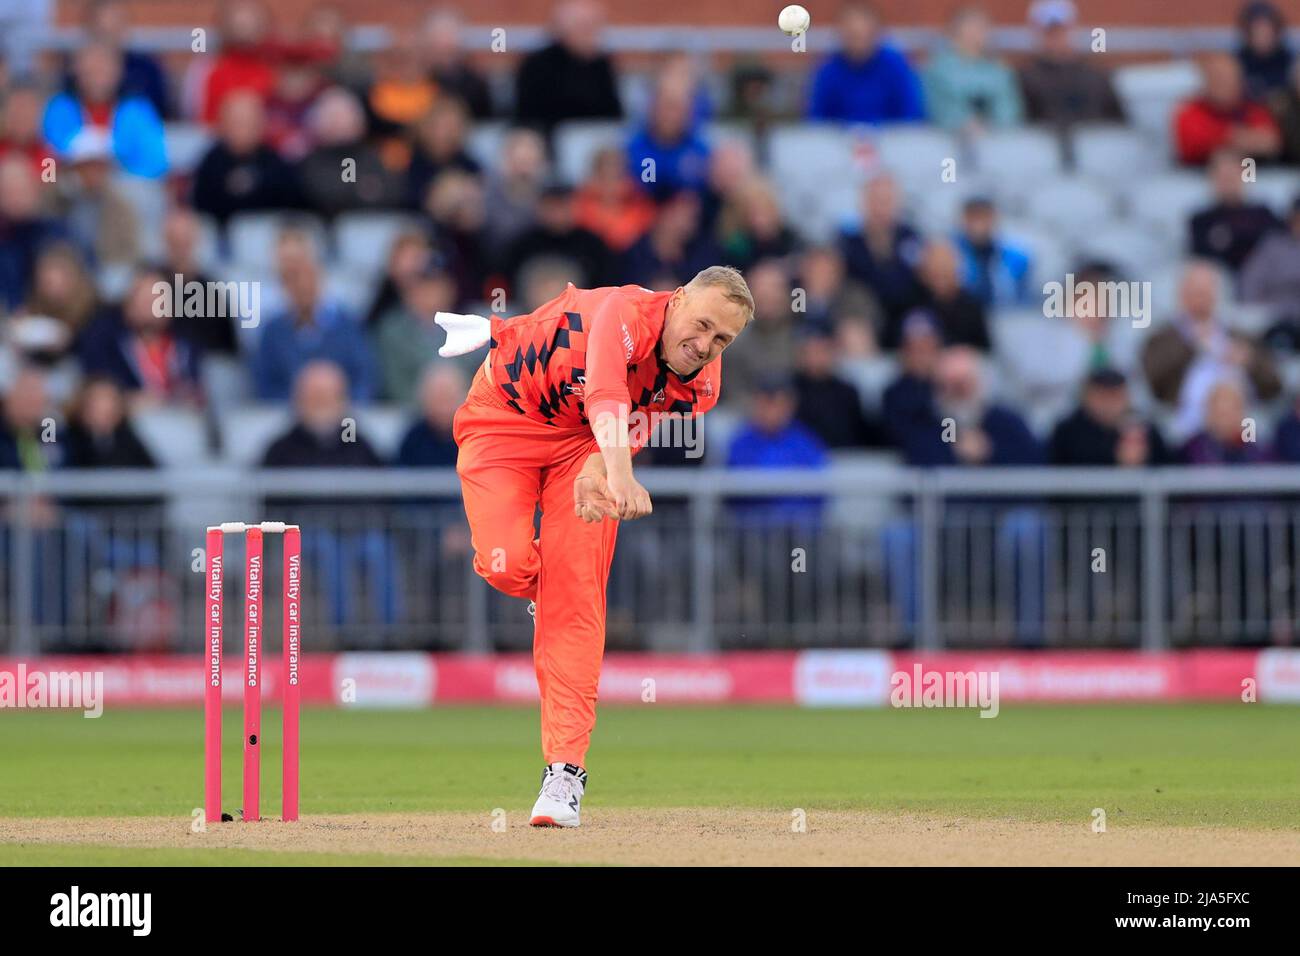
[583, 291, 643, 423]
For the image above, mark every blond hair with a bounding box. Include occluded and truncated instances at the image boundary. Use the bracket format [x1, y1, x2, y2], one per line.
[686, 265, 755, 321]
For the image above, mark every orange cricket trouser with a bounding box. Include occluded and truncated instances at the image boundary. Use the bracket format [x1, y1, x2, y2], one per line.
[453, 366, 618, 767]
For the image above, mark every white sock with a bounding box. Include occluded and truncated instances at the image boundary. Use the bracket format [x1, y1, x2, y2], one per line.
[435, 311, 491, 357]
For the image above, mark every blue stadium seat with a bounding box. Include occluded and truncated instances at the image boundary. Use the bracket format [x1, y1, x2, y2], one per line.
[1123, 172, 1211, 243]
[873, 124, 958, 189]
[130, 406, 211, 467]
[972, 128, 1063, 184]
[351, 405, 413, 460]
[333, 212, 423, 274]
[554, 120, 629, 185]
[1112, 60, 1202, 157]
[1071, 123, 1166, 179]
[227, 212, 328, 271]
[162, 123, 214, 175]
[218, 405, 294, 465]
[1072, 224, 1175, 277]
[465, 121, 508, 169]
[1022, 175, 1121, 240]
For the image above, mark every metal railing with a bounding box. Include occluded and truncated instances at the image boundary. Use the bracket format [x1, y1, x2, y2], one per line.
[1, 465, 1298, 655]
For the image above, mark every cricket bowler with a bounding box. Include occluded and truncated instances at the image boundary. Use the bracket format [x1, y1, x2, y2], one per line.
[436, 266, 754, 827]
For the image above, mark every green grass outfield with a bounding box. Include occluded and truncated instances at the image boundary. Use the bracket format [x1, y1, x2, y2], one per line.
[0, 703, 1296, 864]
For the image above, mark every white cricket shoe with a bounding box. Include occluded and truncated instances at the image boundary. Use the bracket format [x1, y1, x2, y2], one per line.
[529, 762, 587, 828]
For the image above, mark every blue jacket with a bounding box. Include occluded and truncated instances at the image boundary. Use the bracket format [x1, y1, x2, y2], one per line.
[625, 127, 712, 200]
[43, 93, 168, 179]
[251, 300, 378, 402]
[726, 420, 829, 526]
[954, 235, 1033, 307]
[808, 46, 926, 124]
[900, 404, 1043, 467]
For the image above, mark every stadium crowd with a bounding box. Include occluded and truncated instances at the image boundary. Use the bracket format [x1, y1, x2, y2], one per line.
[0, 0, 1298, 485]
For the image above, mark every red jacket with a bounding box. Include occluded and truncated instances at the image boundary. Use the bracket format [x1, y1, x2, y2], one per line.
[1174, 96, 1280, 165]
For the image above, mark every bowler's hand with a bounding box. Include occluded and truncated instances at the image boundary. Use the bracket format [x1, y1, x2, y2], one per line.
[574, 473, 619, 523]
[606, 471, 652, 521]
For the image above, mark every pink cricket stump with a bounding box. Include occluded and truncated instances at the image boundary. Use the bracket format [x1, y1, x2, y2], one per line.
[203, 528, 224, 824]
[282, 526, 301, 821]
[243, 527, 264, 821]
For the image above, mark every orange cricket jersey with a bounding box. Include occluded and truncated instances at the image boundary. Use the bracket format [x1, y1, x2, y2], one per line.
[486, 283, 721, 434]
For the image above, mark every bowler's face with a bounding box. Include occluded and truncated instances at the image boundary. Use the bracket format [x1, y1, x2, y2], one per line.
[661, 286, 749, 376]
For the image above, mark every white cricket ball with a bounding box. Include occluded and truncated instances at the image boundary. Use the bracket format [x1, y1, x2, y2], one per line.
[778, 4, 811, 37]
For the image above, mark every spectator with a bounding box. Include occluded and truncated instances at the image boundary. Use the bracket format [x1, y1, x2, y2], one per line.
[798, 244, 880, 332]
[1271, 393, 1300, 461]
[1000, 265, 1143, 419]
[716, 176, 799, 270]
[514, 0, 622, 135]
[1242, 195, 1300, 331]
[261, 360, 397, 629]
[838, 172, 924, 324]
[0, 156, 73, 311]
[1049, 368, 1171, 466]
[1189, 149, 1283, 273]
[262, 360, 383, 467]
[621, 189, 718, 289]
[423, 9, 493, 119]
[263, 42, 333, 162]
[1141, 260, 1280, 437]
[1017, 0, 1124, 128]
[719, 259, 796, 402]
[483, 127, 549, 256]
[195, 0, 277, 124]
[1173, 52, 1281, 165]
[573, 145, 657, 253]
[77, 266, 205, 407]
[0, 366, 62, 472]
[699, 139, 758, 234]
[54, 128, 139, 268]
[881, 309, 943, 448]
[406, 97, 480, 209]
[374, 252, 460, 404]
[516, 255, 581, 312]
[725, 373, 829, 527]
[923, 6, 1024, 133]
[792, 323, 883, 449]
[252, 228, 377, 401]
[43, 40, 167, 179]
[625, 75, 711, 202]
[954, 196, 1033, 307]
[883, 239, 989, 351]
[62, 374, 156, 469]
[421, 169, 488, 308]
[363, 229, 432, 327]
[159, 206, 239, 356]
[83, 0, 171, 119]
[882, 346, 1045, 645]
[1267, 59, 1300, 164]
[1237, 2, 1293, 100]
[725, 61, 790, 134]
[896, 345, 1042, 466]
[20, 242, 100, 360]
[396, 363, 467, 467]
[503, 181, 613, 291]
[807, 2, 924, 124]
[298, 87, 403, 219]
[304, 3, 371, 94]
[1181, 376, 1273, 464]
[0, 82, 55, 174]
[365, 32, 438, 146]
[191, 91, 302, 226]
